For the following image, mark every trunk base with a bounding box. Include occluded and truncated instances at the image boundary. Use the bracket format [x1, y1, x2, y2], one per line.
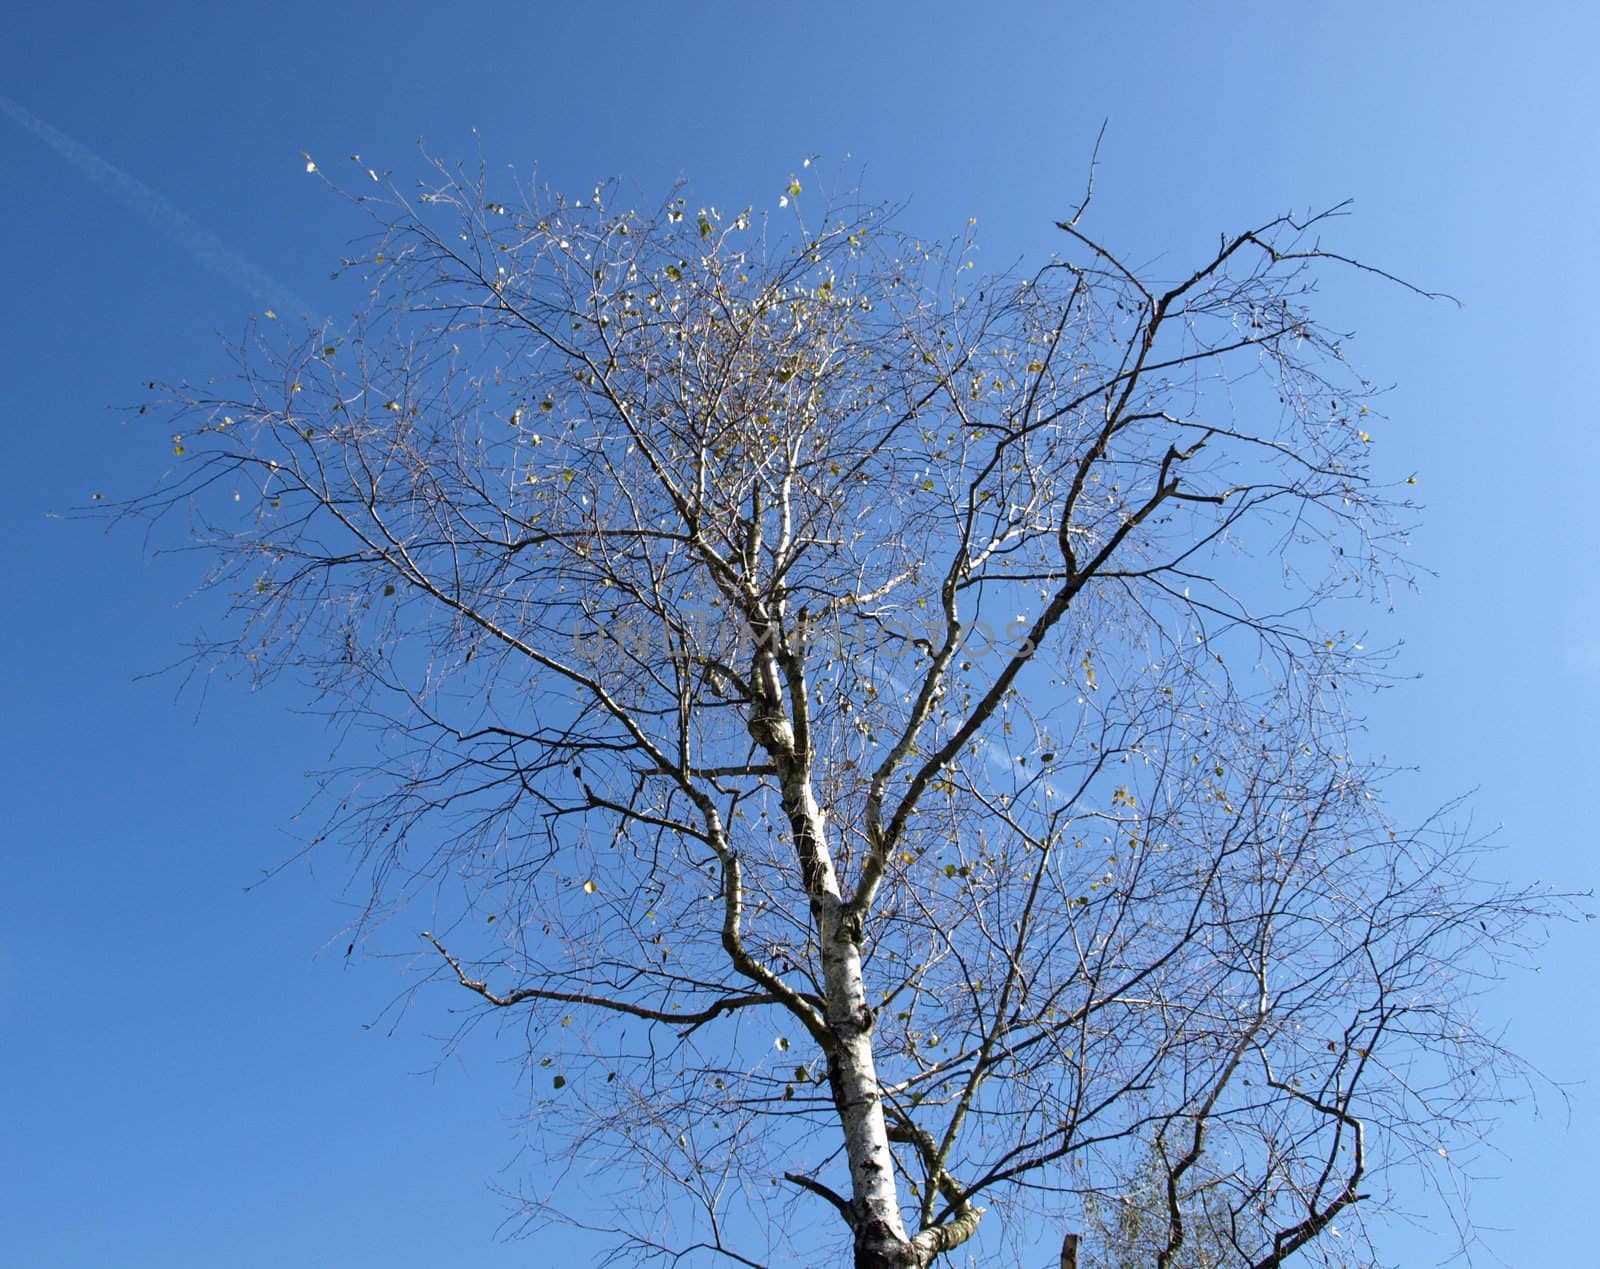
[855, 1221, 925, 1269]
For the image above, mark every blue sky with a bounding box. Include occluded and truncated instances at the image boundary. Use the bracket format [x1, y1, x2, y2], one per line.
[3, 2, 1596, 1264]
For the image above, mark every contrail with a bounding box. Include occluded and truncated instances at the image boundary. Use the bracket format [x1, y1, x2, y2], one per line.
[1, 94, 317, 319]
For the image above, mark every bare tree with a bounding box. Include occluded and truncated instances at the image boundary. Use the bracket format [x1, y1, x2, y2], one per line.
[123, 157, 1556, 1268]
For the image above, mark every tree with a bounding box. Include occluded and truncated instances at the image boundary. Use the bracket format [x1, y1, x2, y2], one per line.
[123, 156, 1555, 1268]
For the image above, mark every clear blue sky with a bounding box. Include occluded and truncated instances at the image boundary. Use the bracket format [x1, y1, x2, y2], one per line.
[3, 2, 1595, 1265]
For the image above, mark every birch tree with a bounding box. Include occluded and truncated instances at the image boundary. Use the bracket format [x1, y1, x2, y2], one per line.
[126, 157, 1552, 1268]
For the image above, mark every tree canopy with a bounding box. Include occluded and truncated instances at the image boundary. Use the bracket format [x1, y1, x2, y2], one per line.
[125, 157, 1554, 1268]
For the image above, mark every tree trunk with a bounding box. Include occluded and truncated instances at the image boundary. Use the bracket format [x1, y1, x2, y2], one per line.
[756, 702, 915, 1263]
[789, 778, 916, 1264]
[754, 651, 950, 1267]
[821, 928, 915, 1267]
[854, 1234, 922, 1269]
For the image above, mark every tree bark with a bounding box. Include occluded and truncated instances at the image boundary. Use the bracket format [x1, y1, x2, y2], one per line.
[792, 780, 914, 1263]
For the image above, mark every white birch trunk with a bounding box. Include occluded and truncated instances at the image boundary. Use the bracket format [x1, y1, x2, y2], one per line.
[792, 780, 914, 1264]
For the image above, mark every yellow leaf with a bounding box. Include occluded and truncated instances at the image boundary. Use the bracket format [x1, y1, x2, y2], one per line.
[582, 879, 597, 894]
